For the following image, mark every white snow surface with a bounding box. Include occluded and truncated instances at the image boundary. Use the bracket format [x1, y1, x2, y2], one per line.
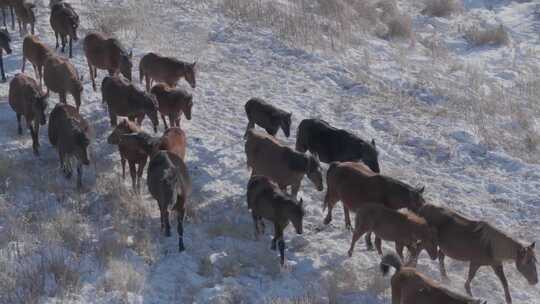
[0, 0, 539, 303]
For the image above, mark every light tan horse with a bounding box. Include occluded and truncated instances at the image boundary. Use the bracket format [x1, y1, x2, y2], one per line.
[419, 204, 538, 304]
[22, 35, 53, 87]
[139, 52, 196, 91]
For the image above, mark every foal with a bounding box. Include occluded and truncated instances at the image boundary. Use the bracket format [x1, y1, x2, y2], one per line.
[247, 175, 304, 266]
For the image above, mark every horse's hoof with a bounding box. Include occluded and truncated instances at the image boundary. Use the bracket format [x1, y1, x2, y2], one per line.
[348, 250, 353, 257]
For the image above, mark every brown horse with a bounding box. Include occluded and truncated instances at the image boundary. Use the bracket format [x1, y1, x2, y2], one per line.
[150, 83, 193, 130]
[12, 0, 34, 35]
[348, 203, 438, 263]
[43, 54, 83, 111]
[139, 52, 196, 91]
[418, 204, 537, 304]
[147, 150, 192, 251]
[324, 161, 425, 248]
[9, 73, 48, 155]
[0, 27, 11, 81]
[380, 253, 486, 304]
[107, 119, 149, 192]
[245, 129, 324, 198]
[83, 32, 132, 91]
[22, 35, 53, 87]
[101, 75, 159, 132]
[247, 175, 304, 266]
[50, 1, 79, 58]
[158, 127, 187, 160]
[48, 103, 91, 189]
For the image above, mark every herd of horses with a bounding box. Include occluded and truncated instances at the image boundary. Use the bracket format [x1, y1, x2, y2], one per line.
[0, 1, 537, 304]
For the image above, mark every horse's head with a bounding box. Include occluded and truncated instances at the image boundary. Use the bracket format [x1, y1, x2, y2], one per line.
[306, 155, 323, 191]
[0, 27, 11, 54]
[141, 92, 159, 133]
[420, 226, 438, 260]
[120, 51, 133, 81]
[107, 119, 137, 144]
[362, 139, 380, 173]
[74, 128, 90, 166]
[408, 186, 426, 211]
[288, 197, 304, 235]
[32, 90, 49, 126]
[185, 62, 196, 89]
[280, 112, 292, 138]
[516, 242, 538, 285]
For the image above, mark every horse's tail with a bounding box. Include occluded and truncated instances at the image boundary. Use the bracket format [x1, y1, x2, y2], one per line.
[246, 176, 263, 210]
[295, 120, 308, 152]
[380, 253, 402, 276]
[323, 162, 339, 210]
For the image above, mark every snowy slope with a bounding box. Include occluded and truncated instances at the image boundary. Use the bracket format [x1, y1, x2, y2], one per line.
[0, 0, 539, 303]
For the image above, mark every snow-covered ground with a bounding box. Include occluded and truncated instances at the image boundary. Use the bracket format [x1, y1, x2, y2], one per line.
[0, 0, 539, 303]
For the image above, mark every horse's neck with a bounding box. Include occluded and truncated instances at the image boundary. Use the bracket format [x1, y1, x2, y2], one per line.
[481, 224, 522, 261]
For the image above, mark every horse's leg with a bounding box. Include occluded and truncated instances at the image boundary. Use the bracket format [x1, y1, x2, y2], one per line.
[28, 122, 38, 155]
[55, 31, 59, 49]
[391, 283, 401, 304]
[16, 113, 22, 134]
[136, 158, 147, 193]
[291, 182, 300, 199]
[110, 112, 117, 127]
[464, 262, 480, 296]
[121, 157, 126, 179]
[128, 161, 136, 192]
[168, 113, 175, 128]
[32, 64, 39, 82]
[323, 189, 338, 225]
[76, 161, 83, 189]
[161, 114, 169, 130]
[492, 264, 512, 304]
[438, 249, 449, 280]
[88, 61, 96, 91]
[31, 122, 39, 155]
[271, 222, 279, 250]
[21, 56, 26, 72]
[145, 75, 151, 92]
[38, 65, 43, 88]
[348, 224, 367, 257]
[259, 217, 265, 234]
[405, 244, 419, 267]
[1, 8, 5, 27]
[0, 53, 5, 82]
[276, 225, 286, 266]
[158, 205, 165, 232]
[61, 35, 66, 53]
[30, 22, 34, 35]
[69, 37, 72, 58]
[177, 195, 186, 252]
[163, 206, 171, 237]
[252, 212, 260, 241]
[60, 92, 67, 104]
[343, 204, 352, 231]
[9, 7, 13, 30]
[373, 236, 383, 255]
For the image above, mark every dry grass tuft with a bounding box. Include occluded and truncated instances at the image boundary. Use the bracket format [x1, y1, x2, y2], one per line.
[100, 260, 145, 294]
[421, 0, 464, 18]
[464, 24, 510, 47]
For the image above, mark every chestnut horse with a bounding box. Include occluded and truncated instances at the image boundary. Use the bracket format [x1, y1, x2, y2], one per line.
[139, 52, 196, 91]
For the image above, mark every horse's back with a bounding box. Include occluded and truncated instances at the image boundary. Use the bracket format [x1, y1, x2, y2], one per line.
[160, 127, 187, 160]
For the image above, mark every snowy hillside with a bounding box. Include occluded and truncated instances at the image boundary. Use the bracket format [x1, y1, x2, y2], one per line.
[0, 0, 539, 303]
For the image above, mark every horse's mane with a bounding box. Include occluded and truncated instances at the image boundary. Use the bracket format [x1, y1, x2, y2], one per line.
[398, 209, 427, 225]
[110, 38, 129, 57]
[474, 221, 522, 260]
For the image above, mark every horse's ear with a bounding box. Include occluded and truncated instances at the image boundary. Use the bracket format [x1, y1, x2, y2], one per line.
[418, 186, 425, 194]
[299, 198, 304, 207]
[530, 242, 536, 249]
[129, 50, 133, 58]
[192, 61, 197, 68]
[371, 139, 376, 147]
[79, 74, 84, 82]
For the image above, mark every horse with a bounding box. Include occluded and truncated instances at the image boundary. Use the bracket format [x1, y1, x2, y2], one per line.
[12, 0, 34, 36]
[247, 175, 304, 266]
[380, 253, 486, 304]
[324, 161, 426, 249]
[139, 52, 196, 91]
[22, 35, 53, 87]
[418, 204, 537, 304]
[101, 75, 159, 132]
[48, 103, 91, 189]
[0, 0, 14, 29]
[296, 118, 380, 173]
[348, 203, 438, 263]
[0, 27, 11, 81]
[151, 83, 193, 130]
[244, 98, 291, 138]
[43, 54, 83, 111]
[8, 73, 48, 155]
[50, 1, 79, 58]
[245, 129, 324, 198]
[147, 150, 191, 251]
[83, 32, 132, 91]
